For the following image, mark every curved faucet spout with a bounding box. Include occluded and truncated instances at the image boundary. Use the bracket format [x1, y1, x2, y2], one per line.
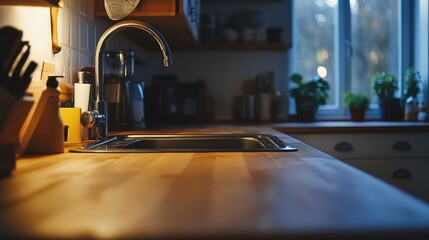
[82, 20, 173, 139]
[95, 20, 173, 102]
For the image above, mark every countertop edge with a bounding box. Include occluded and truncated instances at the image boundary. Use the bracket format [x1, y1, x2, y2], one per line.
[272, 121, 429, 134]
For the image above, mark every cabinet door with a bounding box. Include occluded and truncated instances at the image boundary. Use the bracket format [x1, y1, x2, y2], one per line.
[94, 0, 199, 48]
[292, 132, 429, 203]
[291, 133, 429, 160]
[346, 158, 429, 203]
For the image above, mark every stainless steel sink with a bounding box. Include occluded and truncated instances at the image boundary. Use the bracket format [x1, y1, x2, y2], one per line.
[70, 134, 297, 153]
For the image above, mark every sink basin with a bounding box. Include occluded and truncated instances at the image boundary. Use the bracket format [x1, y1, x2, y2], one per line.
[70, 134, 297, 153]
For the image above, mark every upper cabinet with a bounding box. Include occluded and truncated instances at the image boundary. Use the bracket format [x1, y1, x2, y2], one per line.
[95, 0, 200, 50]
[197, 0, 291, 50]
[94, 0, 291, 51]
[0, 0, 61, 7]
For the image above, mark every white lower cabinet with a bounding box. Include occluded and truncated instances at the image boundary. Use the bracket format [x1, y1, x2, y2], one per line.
[291, 133, 429, 203]
[346, 158, 429, 203]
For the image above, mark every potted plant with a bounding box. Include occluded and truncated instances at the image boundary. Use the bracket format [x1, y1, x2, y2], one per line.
[403, 67, 421, 121]
[343, 92, 369, 121]
[404, 67, 421, 99]
[290, 74, 330, 121]
[371, 72, 402, 121]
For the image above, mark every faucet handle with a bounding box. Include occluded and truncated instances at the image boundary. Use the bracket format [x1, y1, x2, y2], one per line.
[81, 110, 105, 129]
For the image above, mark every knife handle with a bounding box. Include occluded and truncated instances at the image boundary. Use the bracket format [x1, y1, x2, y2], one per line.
[12, 42, 30, 79]
[0, 27, 23, 78]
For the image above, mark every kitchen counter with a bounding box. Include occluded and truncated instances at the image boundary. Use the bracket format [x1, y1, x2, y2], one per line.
[272, 121, 429, 134]
[1, 126, 429, 239]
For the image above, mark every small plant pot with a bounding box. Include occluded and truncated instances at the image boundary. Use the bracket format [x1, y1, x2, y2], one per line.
[349, 108, 366, 121]
[379, 98, 403, 121]
[295, 98, 318, 122]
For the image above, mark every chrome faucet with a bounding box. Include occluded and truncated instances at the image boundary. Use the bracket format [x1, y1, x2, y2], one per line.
[81, 20, 173, 139]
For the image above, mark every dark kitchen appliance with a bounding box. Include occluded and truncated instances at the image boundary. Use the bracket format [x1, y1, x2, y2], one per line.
[145, 75, 211, 127]
[104, 50, 145, 130]
[144, 74, 179, 126]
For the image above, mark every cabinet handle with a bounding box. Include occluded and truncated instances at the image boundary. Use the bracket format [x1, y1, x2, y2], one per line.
[392, 168, 412, 179]
[334, 141, 353, 152]
[392, 140, 412, 151]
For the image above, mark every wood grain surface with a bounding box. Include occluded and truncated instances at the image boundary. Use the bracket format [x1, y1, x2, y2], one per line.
[1, 126, 429, 239]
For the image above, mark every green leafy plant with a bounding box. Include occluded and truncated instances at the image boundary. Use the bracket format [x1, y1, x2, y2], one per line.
[290, 73, 330, 105]
[404, 67, 421, 98]
[370, 72, 398, 99]
[343, 92, 370, 109]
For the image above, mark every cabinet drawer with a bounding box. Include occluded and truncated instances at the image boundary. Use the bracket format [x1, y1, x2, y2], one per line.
[346, 159, 429, 203]
[291, 133, 429, 160]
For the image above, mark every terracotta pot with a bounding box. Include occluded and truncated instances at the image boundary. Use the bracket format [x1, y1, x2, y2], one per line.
[349, 108, 366, 121]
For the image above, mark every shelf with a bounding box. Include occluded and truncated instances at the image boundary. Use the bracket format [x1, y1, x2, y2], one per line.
[0, 0, 61, 7]
[189, 42, 291, 51]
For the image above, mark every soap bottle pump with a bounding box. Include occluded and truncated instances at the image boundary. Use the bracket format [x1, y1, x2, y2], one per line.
[24, 75, 64, 153]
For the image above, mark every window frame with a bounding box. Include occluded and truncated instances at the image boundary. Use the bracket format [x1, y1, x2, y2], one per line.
[290, 0, 414, 120]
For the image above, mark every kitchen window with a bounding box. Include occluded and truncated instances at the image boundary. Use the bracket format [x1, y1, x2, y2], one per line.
[291, 0, 412, 119]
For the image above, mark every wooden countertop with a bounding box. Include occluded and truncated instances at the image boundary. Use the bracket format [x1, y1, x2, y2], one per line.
[1, 126, 429, 239]
[272, 121, 429, 134]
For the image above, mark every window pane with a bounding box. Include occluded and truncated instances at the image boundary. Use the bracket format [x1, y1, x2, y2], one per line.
[293, 0, 337, 106]
[350, 0, 399, 104]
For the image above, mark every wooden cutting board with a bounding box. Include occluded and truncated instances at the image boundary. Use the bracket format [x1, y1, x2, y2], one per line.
[19, 79, 73, 152]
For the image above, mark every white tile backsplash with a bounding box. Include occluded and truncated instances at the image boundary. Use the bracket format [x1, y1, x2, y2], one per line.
[68, 0, 79, 11]
[59, 5, 70, 47]
[69, 9, 79, 50]
[87, 23, 95, 54]
[78, 0, 87, 16]
[78, 14, 89, 51]
[60, 47, 71, 82]
[86, 0, 95, 22]
[0, 0, 145, 85]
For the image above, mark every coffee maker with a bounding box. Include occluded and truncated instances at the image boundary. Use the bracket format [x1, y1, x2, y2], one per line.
[104, 50, 145, 130]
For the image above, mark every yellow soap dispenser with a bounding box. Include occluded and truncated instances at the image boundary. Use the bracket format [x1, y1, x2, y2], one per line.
[24, 76, 64, 154]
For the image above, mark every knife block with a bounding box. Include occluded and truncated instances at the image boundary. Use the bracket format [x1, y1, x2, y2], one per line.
[21, 77, 64, 154]
[0, 87, 34, 176]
